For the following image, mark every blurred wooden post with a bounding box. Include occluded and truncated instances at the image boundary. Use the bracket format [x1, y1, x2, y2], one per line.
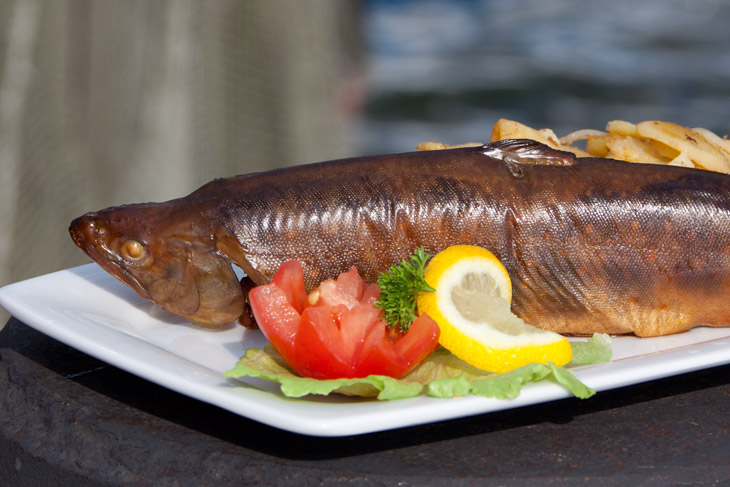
[0, 0, 364, 328]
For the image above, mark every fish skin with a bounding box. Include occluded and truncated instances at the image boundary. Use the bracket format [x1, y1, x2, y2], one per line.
[69, 139, 730, 336]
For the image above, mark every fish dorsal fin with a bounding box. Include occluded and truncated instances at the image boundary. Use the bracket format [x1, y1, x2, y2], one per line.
[483, 139, 577, 178]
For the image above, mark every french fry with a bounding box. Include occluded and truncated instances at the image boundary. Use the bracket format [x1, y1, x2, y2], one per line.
[692, 127, 730, 156]
[602, 134, 669, 165]
[432, 118, 729, 174]
[668, 151, 695, 168]
[605, 120, 638, 137]
[487, 118, 729, 174]
[416, 141, 453, 151]
[490, 119, 559, 145]
[490, 119, 591, 157]
[636, 121, 730, 173]
[585, 135, 609, 157]
[416, 141, 483, 151]
[646, 138, 681, 160]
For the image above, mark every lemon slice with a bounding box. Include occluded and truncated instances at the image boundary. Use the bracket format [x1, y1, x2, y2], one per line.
[417, 245, 572, 373]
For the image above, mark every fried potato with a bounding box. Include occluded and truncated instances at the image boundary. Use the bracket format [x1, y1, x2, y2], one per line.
[421, 118, 730, 174]
[693, 127, 730, 156]
[585, 135, 609, 157]
[636, 121, 730, 173]
[416, 141, 483, 151]
[605, 120, 638, 137]
[487, 118, 730, 174]
[601, 133, 669, 166]
[490, 118, 559, 144]
[667, 151, 695, 168]
[489, 119, 591, 157]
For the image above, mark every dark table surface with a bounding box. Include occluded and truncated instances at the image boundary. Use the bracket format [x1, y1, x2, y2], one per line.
[1, 316, 729, 487]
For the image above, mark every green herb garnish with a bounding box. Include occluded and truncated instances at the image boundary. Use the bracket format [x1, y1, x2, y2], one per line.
[375, 247, 435, 331]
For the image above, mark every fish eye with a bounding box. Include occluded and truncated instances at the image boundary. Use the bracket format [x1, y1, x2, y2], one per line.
[120, 239, 148, 262]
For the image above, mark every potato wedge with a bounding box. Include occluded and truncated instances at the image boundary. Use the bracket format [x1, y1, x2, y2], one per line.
[668, 151, 695, 168]
[605, 120, 639, 137]
[585, 135, 609, 157]
[636, 121, 730, 173]
[490, 118, 591, 157]
[603, 134, 669, 165]
[438, 118, 729, 174]
[416, 141, 483, 151]
[692, 127, 730, 156]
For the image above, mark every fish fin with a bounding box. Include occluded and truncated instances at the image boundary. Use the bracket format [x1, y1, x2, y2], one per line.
[485, 139, 578, 178]
[188, 250, 245, 327]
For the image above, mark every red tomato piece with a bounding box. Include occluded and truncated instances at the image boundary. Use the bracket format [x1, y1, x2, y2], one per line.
[293, 304, 386, 379]
[353, 314, 441, 378]
[248, 283, 300, 367]
[294, 305, 354, 379]
[339, 303, 381, 355]
[308, 266, 364, 310]
[395, 313, 442, 369]
[359, 283, 380, 306]
[248, 260, 440, 380]
[270, 260, 308, 313]
[352, 320, 402, 378]
[335, 266, 364, 301]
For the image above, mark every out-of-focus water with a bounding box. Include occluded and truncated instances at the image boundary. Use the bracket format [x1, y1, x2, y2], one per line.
[358, 0, 730, 154]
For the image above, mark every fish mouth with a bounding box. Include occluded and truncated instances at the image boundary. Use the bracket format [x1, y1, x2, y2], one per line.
[69, 215, 95, 252]
[69, 215, 152, 300]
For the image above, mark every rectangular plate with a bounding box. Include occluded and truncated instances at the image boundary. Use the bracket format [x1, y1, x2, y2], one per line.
[1, 264, 730, 437]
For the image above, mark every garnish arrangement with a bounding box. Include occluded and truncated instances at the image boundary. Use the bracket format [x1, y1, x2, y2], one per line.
[226, 247, 612, 401]
[226, 334, 610, 400]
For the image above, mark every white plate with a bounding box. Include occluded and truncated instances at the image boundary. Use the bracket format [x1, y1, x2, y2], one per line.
[1, 264, 730, 437]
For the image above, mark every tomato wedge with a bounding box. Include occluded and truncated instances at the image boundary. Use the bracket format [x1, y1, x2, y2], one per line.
[248, 260, 440, 380]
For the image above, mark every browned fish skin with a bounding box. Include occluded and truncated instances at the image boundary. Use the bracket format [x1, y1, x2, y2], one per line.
[69, 139, 730, 336]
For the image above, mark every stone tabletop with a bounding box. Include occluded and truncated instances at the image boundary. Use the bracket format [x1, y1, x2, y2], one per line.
[1, 317, 729, 486]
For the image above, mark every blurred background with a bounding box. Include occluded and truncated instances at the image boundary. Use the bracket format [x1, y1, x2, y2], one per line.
[1, 0, 729, 327]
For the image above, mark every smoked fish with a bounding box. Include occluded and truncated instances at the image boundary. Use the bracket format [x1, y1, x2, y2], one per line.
[69, 139, 730, 336]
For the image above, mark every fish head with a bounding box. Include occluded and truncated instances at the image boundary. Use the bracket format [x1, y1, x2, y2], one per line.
[69, 203, 243, 328]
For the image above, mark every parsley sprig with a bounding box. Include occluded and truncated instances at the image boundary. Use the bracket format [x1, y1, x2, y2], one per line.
[375, 247, 435, 332]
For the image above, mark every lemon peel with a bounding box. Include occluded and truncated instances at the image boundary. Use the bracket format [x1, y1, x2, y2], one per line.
[417, 245, 572, 373]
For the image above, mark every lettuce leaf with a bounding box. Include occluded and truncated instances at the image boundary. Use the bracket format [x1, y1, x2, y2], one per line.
[224, 333, 612, 401]
[568, 332, 613, 364]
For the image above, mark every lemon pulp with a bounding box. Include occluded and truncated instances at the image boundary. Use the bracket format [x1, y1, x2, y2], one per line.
[417, 245, 572, 373]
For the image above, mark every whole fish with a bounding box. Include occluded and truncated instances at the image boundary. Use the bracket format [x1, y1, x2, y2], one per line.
[70, 139, 730, 337]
